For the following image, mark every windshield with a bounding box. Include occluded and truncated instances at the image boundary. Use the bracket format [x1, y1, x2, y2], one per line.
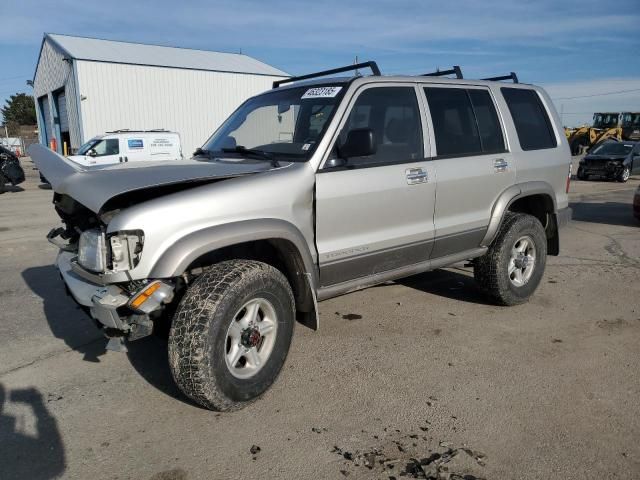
[592, 113, 619, 128]
[201, 85, 346, 161]
[622, 113, 640, 127]
[591, 142, 633, 156]
[77, 138, 119, 156]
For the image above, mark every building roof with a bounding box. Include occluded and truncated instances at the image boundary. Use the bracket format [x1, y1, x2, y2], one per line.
[43, 33, 289, 77]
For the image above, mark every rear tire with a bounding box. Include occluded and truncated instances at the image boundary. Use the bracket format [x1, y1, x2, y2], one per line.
[168, 260, 295, 411]
[0, 174, 6, 194]
[474, 213, 547, 306]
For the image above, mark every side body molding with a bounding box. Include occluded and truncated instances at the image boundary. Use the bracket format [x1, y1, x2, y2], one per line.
[481, 181, 558, 247]
[149, 218, 318, 283]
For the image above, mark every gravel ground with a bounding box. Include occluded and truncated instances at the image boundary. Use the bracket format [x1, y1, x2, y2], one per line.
[0, 159, 639, 480]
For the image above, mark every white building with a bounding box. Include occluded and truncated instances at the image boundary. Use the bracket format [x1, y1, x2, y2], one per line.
[32, 33, 288, 156]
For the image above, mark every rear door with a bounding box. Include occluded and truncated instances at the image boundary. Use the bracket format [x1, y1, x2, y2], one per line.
[315, 84, 436, 287]
[421, 85, 515, 258]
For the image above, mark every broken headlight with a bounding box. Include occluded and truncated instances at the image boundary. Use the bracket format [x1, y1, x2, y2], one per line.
[78, 229, 107, 272]
[108, 231, 144, 272]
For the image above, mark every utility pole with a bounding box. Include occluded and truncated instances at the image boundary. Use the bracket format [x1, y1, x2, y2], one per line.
[354, 55, 359, 76]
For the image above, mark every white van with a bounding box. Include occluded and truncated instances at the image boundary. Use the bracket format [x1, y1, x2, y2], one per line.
[68, 130, 182, 167]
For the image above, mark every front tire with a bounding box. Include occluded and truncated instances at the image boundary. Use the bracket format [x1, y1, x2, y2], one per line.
[474, 213, 547, 306]
[618, 166, 630, 183]
[576, 167, 588, 181]
[168, 260, 295, 411]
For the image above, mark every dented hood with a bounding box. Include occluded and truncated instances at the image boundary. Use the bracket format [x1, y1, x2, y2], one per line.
[29, 144, 273, 213]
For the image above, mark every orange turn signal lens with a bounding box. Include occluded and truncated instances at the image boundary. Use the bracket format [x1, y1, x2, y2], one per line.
[130, 282, 161, 310]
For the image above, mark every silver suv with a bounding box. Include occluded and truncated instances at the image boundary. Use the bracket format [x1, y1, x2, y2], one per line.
[32, 62, 572, 411]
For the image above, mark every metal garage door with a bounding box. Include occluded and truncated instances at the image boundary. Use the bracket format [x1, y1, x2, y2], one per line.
[39, 96, 53, 144]
[57, 93, 69, 133]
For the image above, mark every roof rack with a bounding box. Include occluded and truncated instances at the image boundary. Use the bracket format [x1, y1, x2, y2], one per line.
[422, 66, 463, 79]
[482, 72, 519, 83]
[273, 61, 381, 88]
[106, 129, 170, 133]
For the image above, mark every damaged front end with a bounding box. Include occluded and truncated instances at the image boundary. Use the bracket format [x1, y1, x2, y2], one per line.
[49, 194, 175, 351]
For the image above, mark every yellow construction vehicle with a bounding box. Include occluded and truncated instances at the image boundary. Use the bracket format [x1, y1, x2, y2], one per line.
[621, 112, 640, 141]
[567, 112, 622, 155]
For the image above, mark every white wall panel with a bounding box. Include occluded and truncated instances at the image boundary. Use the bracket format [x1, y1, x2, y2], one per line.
[76, 61, 284, 157]
[33, 39, 82, 149]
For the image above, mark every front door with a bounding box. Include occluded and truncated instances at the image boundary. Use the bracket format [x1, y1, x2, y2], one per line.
[315, 85, 436, 287]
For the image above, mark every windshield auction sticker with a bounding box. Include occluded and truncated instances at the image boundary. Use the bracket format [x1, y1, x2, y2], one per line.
[302, 86, 342, 99]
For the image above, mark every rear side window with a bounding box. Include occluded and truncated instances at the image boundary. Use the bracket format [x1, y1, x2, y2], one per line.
[424, 87, 505, 157]
[501, 88, 557, 151]
[425, 88, 480, 156]
[468, 90, 505, 153]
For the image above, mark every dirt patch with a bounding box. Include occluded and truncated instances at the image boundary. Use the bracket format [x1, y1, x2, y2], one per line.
[149, 468, 188, 480]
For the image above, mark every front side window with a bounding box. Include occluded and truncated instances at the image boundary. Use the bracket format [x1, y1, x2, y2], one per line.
[333, 86, 423, 167]
[78, 138, 119, 156]
[202, 85, 345, 161]
[501, 88, 557, 151]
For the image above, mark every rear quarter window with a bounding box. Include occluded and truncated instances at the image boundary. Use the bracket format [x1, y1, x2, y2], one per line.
[501, 88, 557, 151]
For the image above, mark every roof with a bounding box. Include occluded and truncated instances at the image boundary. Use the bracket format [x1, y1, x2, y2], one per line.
[41, 33, 289, 77]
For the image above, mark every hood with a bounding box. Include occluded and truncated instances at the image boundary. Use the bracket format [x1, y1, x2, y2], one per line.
[29, 144, 275, 213]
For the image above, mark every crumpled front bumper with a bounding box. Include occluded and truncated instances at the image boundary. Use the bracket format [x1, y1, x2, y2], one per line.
[57, 251, 130, 330]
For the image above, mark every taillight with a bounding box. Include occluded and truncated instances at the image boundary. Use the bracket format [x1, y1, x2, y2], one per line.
[566, 163, 572, 193]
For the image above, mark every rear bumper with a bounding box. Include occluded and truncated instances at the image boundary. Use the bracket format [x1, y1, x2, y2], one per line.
[556, 207, 572, 229]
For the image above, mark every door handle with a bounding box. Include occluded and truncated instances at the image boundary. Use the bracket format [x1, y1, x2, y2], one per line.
[406, 167, 428, 185]
[493, 158, 508, 173]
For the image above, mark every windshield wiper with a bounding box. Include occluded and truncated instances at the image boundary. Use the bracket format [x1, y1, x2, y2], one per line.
[222, 146, 280, 167]
[193, 147, 216, 158]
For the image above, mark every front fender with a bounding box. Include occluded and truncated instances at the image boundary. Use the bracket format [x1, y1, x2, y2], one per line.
[148, 218, 317, 283]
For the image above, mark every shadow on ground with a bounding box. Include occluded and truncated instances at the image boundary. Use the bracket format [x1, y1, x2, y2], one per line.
[396, 267, 495, 306]
[22, 266, 104, 363]
[1, 185, 25, 193]
[0, 384, 66, 480]
[570, 201, 639, 228]
[21, 265, 191, 406]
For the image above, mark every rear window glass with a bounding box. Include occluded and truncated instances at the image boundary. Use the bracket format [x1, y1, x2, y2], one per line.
[501, 88, 557, 151]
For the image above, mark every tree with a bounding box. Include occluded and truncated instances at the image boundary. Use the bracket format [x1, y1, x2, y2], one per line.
[1, 93, 37, 128]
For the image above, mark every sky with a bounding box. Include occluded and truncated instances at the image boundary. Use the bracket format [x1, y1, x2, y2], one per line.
[1, 0, 639, 127]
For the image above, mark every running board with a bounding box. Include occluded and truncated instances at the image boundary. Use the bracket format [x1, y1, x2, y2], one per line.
[316, 247, 487, 301]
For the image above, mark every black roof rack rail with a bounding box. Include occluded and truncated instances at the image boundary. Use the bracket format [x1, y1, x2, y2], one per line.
[482, 72, 519, 83]
[422, 66, 463, 79]
[273, 61, 381, 88]
[106, 129, 170, 133]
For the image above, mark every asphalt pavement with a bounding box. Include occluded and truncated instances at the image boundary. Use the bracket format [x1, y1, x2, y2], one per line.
[0, 159, 639, 479]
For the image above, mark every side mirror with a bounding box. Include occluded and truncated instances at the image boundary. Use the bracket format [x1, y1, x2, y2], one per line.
[324, 157, 347, 169]
[338, 128, 376, 159]
[0, 153, 8, 161]
[88, 149, 97, 157]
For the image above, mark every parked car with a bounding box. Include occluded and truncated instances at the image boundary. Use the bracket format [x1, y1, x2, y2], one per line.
[68, 130, 183, 167]
[0, 145, 25, 193]
[633, 184, 640, 221]
[576, 140, 640, 182]
[31, 62, 572, 411]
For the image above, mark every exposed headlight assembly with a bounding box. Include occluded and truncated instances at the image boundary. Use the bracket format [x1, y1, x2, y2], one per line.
[78, 229, 107, 272]
[109, 231, 144, 272]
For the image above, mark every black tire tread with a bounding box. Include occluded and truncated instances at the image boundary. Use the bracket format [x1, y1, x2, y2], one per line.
[474, 212, 547, 306]
[168, 259, 294, 411]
